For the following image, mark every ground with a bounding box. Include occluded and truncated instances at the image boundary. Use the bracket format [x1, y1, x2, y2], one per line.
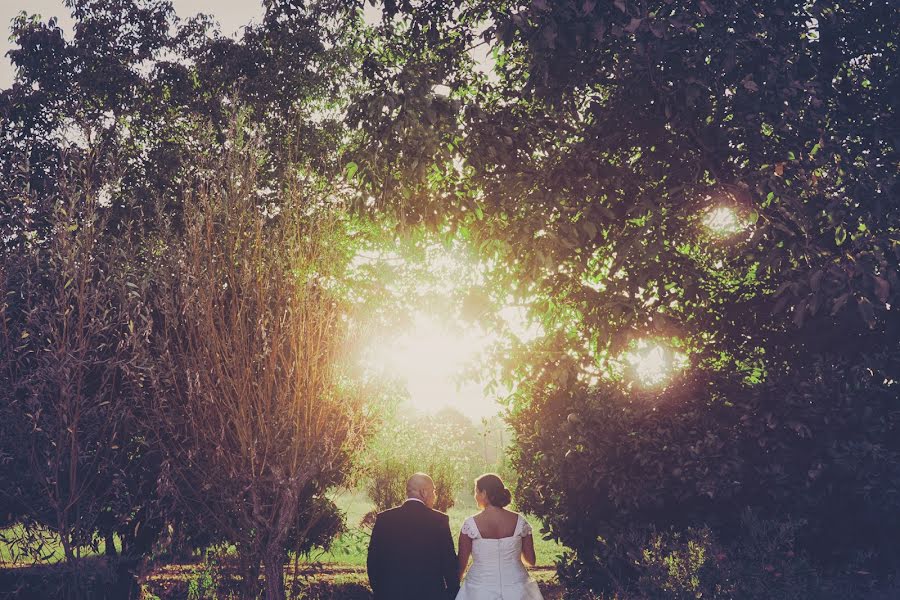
[1, 491, 569, 599]
[142, 564, 565, 599]
[318, 490, 566, 566]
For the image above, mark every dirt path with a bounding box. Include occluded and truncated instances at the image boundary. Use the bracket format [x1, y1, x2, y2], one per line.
[0, 561, 565, 598]
[143, 563, 564, 599]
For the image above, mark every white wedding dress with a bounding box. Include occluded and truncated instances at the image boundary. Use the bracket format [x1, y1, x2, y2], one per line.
[455, 514, 544, 600]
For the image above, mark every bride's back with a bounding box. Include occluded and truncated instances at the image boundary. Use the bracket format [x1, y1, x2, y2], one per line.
[456, 473, 545, 599]
[459, 512, 534, 592]
[473, 507, 520, 539]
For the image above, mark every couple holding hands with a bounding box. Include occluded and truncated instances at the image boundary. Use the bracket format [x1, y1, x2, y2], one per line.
[367, 472, 544, 600]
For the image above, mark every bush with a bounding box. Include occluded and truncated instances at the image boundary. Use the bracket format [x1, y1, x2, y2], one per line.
[0, 160, 154, 564]
[553, 512, 898, 600]
[363, 410, 482, 512]
[365, 451, 459, 512]
[367, 458, 413, 512]
[626, 514, 826, 600]
[511, 356, 900, 597]
[291, 496, 347, 556]
[146, 118, 369, 600]
[0, 557, 140, 600]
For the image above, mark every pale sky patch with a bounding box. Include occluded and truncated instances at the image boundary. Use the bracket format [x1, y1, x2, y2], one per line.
[0, 0, 265, 89]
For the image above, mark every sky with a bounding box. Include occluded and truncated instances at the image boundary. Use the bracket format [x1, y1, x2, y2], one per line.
[0, 0, 266, 89]
[0, 0, 505, 419]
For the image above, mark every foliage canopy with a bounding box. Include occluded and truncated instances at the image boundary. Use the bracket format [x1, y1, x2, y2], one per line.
[1, 0, 899, 596]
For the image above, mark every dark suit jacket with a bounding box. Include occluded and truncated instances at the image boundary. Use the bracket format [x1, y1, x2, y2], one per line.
[366, 499, 459, 600]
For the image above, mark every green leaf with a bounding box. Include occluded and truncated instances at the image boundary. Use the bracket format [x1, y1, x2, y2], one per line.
[793, 298, 807, 328]
[873, 276, 890, 303]
[831, 293, 850, 315]
[857, 297, 876, 329]
[344, 161, 359, 180]
[834, 225, 847, 246]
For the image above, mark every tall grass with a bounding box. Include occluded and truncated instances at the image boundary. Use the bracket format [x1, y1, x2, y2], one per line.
[313, 490, 566, 567]
[2, 490, 565, 572]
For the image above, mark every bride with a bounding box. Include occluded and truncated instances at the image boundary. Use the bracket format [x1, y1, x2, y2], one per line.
[455, 473, 544, 600]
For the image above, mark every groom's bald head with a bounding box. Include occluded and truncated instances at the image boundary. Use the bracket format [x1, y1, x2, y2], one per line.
[406, 473, 436, 508]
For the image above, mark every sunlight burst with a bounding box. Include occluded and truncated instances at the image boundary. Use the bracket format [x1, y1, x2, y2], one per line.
[362, 312, 501, 418]
[624, 339, 687, 387]
[353, 241, 545, 419]
[703, 206, 743, 237]
[378, 314, 480, 385]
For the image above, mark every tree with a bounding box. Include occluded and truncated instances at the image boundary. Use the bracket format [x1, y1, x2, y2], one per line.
[0, 0, 355, 254]
[362, 408, 481, 513]
[0, 4, 369, 593]
[345, 0, 900, 592]
[147, 119, 368, 600]
[0, 0, 178, 247]
[0, 153, 149, 566]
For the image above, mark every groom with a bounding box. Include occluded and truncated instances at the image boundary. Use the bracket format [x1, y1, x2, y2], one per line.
[367, 473, 459, 599]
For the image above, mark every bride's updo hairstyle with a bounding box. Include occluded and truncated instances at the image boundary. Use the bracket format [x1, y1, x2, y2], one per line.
[476, 473, 512, 508]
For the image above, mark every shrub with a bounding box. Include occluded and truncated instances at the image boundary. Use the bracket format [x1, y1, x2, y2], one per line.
[363, 410, 482, 512]
[0, 158, 153, 564]
[147, 119, 369, 600]
[367, 458, 411, 511]
[291, 496, 347, 556]
[365, 450, 459, 512]
[550, 511, 899, 600]
[512, 359, 900, 597]
[0, 557, 140, 600]
[186, 562, 218, 600]
[623, 515, 825, 599]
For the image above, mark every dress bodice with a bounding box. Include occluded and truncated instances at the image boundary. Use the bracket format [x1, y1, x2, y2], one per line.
[459, 514, 534, 589]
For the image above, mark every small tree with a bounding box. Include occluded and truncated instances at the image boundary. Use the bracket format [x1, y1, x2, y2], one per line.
[149, 120, 368, 600]
[364, 409, 481, 512]
[0, 156, 148, 565]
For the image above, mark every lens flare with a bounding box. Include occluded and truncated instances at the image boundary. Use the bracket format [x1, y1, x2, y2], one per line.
[361, 312, 503, 418]
[703, 206, 743, 236]
[623, 339, 687, 387]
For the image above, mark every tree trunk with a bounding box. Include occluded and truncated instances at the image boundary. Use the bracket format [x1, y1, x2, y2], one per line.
[240, 556, 261, 600]
[263, 554, 286, 600]
[59, 522, 75, 563]
[105, 531, 117, 557]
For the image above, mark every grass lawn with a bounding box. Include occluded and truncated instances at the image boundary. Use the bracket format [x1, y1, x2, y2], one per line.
[141, 563, 567, 599]
[0, 524, 118, 564]
[312, 490, 566, 569]
[2, 490, 568, 598]
[2, 491, 565, 570]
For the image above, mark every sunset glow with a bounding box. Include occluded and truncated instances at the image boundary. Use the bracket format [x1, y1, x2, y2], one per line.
[362, 312, 501, 418]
